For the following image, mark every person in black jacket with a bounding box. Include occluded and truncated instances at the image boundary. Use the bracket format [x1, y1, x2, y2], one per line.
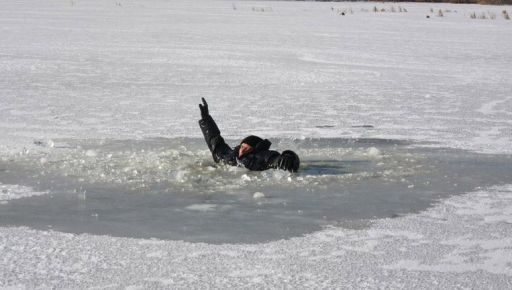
[198, 98, 300, 172]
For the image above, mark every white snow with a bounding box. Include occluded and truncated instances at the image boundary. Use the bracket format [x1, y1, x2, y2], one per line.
[1, 0, 512, 288]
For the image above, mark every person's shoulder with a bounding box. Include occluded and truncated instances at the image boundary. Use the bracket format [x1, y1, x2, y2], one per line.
[253, 139, 271, 152]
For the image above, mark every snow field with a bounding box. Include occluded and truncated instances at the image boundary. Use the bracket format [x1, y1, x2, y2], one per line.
[1, 0, 512, 287]
[0, 0, 511, 153]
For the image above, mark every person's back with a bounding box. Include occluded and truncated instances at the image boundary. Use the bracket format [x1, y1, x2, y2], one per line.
[198, 98, 300, 172]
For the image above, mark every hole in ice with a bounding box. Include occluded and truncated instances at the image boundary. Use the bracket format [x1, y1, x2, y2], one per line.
[0, 137, 511, 244]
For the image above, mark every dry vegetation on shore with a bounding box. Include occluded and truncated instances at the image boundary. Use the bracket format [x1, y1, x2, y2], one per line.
[316, 0, 511, 5]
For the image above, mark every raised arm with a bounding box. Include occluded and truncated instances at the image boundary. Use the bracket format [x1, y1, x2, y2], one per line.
[198, 98, 235, 164]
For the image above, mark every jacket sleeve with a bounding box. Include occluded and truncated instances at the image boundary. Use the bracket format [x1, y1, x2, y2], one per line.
[269, 150, 300, 172]
[198, 115, 234, 163]
[241, 150, 281, 171]
[266, 151, 284, 170]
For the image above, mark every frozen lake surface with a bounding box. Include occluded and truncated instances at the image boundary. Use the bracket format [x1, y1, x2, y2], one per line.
[1, 0, 512, 288]
[1, 138, 511, 243]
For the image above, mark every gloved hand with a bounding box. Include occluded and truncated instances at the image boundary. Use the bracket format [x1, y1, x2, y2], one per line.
[277, 150, 300, 172]
[199, 97, 209, 119]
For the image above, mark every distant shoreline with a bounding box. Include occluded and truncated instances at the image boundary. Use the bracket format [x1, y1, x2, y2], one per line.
[309, 0, 512, 5]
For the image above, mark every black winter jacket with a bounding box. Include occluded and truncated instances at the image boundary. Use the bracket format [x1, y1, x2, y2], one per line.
[199, 115, 282, 171]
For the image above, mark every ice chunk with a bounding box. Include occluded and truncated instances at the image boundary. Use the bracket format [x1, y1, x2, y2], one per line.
[0, 183, 49, 203]
[366, 147, 382, 159]
[185, 204, 217, 212]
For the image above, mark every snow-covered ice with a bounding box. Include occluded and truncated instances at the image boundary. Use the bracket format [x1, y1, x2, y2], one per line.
[2, 185, 512, 288]
[1, 0, 512, 287]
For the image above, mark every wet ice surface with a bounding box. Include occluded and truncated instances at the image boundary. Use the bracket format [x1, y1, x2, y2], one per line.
[1, 138, 510, 243]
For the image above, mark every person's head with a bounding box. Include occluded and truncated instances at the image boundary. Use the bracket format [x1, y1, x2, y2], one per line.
[238, 135, 263, 157]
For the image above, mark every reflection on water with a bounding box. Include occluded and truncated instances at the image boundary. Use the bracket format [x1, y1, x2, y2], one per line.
[0, 138, 511, 244]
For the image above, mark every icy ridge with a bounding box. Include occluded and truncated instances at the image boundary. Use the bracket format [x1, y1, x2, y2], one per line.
[0, 183, 49, 204]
